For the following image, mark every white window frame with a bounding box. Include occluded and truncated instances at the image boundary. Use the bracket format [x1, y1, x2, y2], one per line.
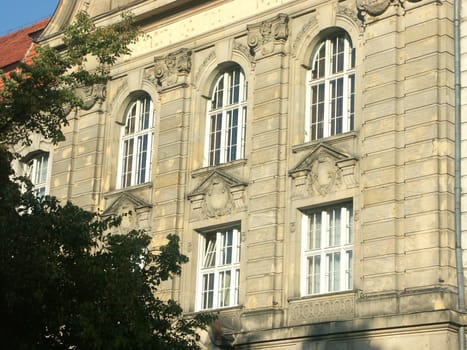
[196, 226, 241, 310]
[117, 95, 154, 188]
[204, 66, 247, 166]
[24, 152, 49, 197]
[305, 32, 355, 141]
[301, 202, 353, 296]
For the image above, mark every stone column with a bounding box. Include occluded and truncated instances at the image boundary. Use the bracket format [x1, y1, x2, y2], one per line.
[150, 48, 192, 299]
[241, 14, 289, 329]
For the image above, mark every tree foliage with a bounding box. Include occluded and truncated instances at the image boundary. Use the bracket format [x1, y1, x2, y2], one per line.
[0, 11, 138, 147]
[0, 12, 212, 350]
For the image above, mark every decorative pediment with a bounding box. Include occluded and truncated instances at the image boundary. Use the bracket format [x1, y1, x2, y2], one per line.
[289, 143, 357, 196]
[188, 171, 247, 220]
[103, 191, 152, 232]
[103, 191, 151, 215]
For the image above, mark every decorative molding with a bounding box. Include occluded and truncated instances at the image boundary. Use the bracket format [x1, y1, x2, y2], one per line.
[188, 170, 247, 220]
[75, 83, 106, 111]
[289, 143, 357, 197]
[247, 13, 289, 58]
[194, 51, 216, 89]
[233, 42, 256, 68]
[152, 48, 192, 91]
[291, 17, 318, 57]
[337, 5, 364, 33]
[288, 294, 355, 325]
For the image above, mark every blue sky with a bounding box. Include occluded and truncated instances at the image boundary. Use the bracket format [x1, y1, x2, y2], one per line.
[0, 0, 59, 35]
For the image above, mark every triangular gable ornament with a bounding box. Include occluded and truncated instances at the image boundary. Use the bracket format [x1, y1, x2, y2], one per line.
[188, 170, 247, 220]
[102, 192, 152, 232]
[289, 143, 357, 196]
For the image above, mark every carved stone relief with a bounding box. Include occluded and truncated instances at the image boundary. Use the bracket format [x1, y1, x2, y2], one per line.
[356, 0, 419, 23]
[288, 293, 355, 325]
[356, 0, 392, 16]
[337, 5, 365, 33]
[309, 155, 342, 196]
[289, 143, 357, 197]
[247, 13, 289, 58]
[188, 170, 247, 221]
[152, 48, 192, 91]
[75, 83, 106, 110]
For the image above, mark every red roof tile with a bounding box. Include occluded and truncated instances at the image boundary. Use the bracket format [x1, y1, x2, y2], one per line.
[0, 18, 49, 72]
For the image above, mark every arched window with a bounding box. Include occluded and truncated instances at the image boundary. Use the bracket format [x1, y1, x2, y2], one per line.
[306, 32, 355, 141]
[118, 94, 154, 188]
[205, 66, 247, 166]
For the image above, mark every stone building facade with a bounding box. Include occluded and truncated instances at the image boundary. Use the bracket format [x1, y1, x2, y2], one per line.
[28, 0, 467, 348]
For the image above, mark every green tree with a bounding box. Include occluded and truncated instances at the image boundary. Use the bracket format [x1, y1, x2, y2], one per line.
[0, 12, 211, 350]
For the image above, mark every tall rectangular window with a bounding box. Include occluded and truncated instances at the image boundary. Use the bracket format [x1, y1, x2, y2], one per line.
[119, 94, 154, 188]
[205, 66, 247, 166]
[306, 32, 355, 141]
[25, 153, 49, 197]
[302, 202, 353, 295]
[198, 226, 241, 310]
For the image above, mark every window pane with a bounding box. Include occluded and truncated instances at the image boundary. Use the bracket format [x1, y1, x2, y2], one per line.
[327, 252, 341, 292]
[203, 237, 216, 268]
[308, 212, 321, 250]
[230, 69, 241, 104]
[226, 109, 239, 162]
[349, 74, 355, 131]
[140, 97, 151, 130]
[122, 139, 134, 187]
[220, 230, 233, 265]
[219, 271, 231, 307]
[202, 273, 214, 309]
[125, 104, 136, 135]
[328, 207, 341, 247]
[312, 43, 326, 79]
[307, 255, 321, 294]
[136, 134, 148, 184]
[346, 250, 353, 290]
[330, 78, 344, 136]
[209, 113, 222, 165]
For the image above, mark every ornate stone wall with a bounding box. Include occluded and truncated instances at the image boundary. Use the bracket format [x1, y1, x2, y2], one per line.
[39, 0, 463, 349]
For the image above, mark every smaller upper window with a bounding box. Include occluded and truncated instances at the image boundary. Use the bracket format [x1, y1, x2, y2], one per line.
[118, 94, 154, 188]
[24, 152, 49, 197]
[305, 32, 355, 141]
[205, 66, 247, 166]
